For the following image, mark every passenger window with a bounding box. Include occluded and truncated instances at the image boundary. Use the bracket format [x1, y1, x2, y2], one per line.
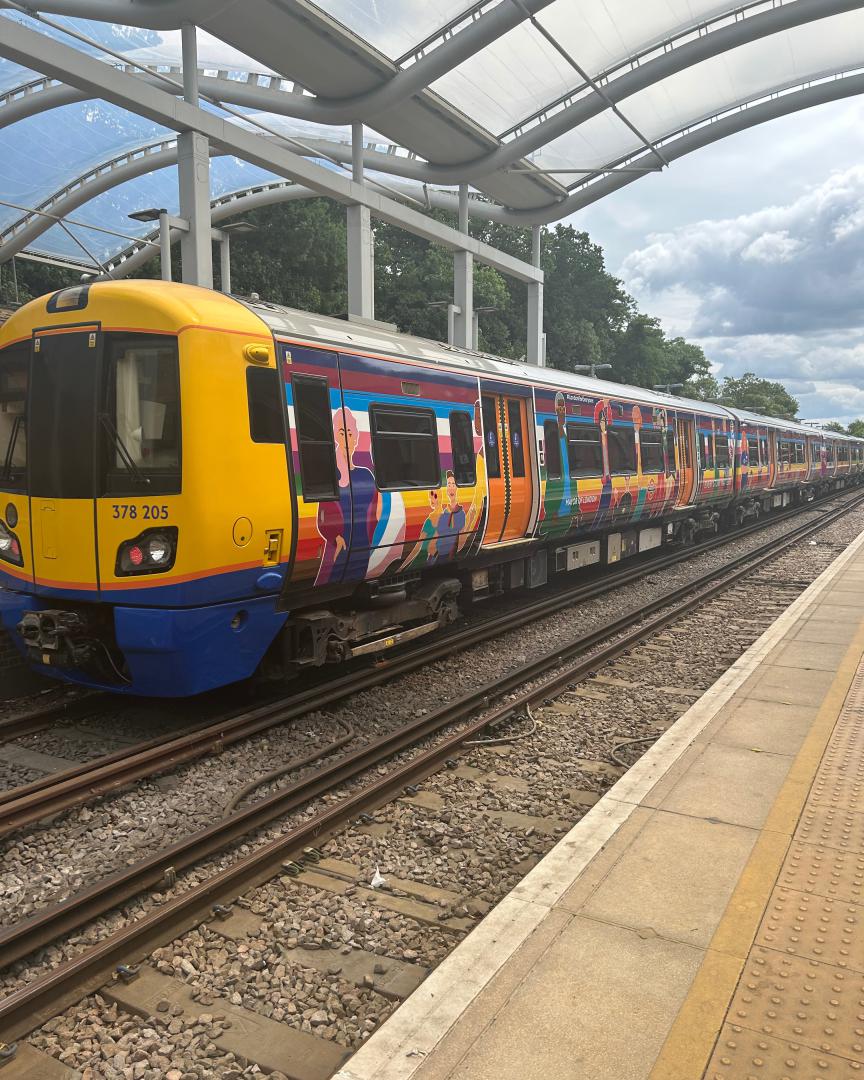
[747, 436, 760, 464]
[507, 399, 525, 478]
[246, 368, 284, 444]
[640, 430, 663, 473]
[543, 419, 562, 479]
[760, 436, 769, 463]
[0, 343, 27, 492]
[370, 405, 439, 490]
[566, 422, 603, 478]
[481, 395, 501, 480]
[715, 435, 731, 470]
[778, 440, 791, 466]
[293, 375, 339, 500]
[449, 410, 476, 487]
[701, 433, 715, 470]
[608, 426, 637, 474]
[795, 442, 806, 465]
[663, 429, 676, 474]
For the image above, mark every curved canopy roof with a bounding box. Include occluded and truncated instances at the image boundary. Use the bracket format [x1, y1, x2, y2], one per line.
[0, 0, 862, 266]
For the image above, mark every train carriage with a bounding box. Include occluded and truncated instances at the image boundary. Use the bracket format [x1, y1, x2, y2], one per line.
[0, 281, 861, 697]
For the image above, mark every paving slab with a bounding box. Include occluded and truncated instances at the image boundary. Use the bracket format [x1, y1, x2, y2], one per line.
[644, 742, 793, 829]
[570, 809, 758, 949]
[708, 697, 818, 756]
[436, 916, 704, 1080]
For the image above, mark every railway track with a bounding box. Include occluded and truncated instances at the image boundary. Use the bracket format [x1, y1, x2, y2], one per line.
[0, 488, 855, 835]
[1, 487, 862, 1049]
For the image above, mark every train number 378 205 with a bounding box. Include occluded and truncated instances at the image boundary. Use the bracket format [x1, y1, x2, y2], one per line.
[112, 504, 170, 520]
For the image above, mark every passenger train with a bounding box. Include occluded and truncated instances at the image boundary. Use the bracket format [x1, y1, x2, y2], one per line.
[0, 280, 860, 696]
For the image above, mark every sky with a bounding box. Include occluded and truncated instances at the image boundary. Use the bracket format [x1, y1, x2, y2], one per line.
[577, 98, 864, 426]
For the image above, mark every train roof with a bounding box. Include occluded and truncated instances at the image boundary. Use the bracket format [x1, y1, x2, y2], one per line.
[240, 295, 734, 418]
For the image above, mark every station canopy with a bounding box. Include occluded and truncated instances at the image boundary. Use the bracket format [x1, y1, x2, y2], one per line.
[0, 0, 862, 268]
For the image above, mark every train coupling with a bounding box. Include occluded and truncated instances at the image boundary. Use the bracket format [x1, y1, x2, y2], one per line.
[17, 609, 97, 668]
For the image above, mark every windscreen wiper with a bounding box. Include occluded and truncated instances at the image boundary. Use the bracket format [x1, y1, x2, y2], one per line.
[99, 412, 151, 487]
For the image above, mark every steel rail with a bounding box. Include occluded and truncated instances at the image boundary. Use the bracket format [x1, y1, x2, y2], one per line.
[0, 489, 852, 831]
[0, 488, 860, 1042]
[0, 692, 101, 744]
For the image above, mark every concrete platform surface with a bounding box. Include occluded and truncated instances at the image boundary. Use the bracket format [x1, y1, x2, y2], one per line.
[335, 526, 864, 1080]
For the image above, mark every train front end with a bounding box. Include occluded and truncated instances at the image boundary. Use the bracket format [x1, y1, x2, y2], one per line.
[0, 281, 292, 696]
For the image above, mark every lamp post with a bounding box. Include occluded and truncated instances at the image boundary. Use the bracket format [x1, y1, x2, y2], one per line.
[128, 207, 173, 281]
[653, 382, 684, 395]
[214, 221, 257, 295]
[573, 362, 612, 378]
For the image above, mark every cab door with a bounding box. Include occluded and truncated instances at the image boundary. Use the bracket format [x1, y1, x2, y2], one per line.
[480, 388, 534, 544]
[28, 326, 101, 595]
[675, 416, 696, 507]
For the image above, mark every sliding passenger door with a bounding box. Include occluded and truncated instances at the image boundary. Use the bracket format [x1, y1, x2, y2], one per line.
[281, 345, 345, 589]
[674, 416, 696, 507]
[479, 384, 535, 545]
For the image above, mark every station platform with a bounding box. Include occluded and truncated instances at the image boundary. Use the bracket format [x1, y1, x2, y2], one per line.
[336, 528, 864, 1080]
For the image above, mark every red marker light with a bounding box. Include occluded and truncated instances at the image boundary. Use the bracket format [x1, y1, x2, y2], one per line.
[128, 545, 144, 567]
[10, 539, 19, 557]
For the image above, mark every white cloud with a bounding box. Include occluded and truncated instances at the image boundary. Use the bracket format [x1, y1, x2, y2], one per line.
[615, 164, 864, 424]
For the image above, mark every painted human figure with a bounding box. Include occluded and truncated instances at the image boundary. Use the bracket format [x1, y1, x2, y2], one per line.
[436, 470, 467, 561]
[401, 488, 442, 570]
[315, 407, 377, 585]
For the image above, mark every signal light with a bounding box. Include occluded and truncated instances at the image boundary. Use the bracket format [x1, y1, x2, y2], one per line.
[115, 527, 178, 577]
[0, 520, 23, 567]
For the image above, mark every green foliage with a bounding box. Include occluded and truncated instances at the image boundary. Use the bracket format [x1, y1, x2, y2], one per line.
[0, 203, 814, 430]
[0, 259, 79, 306]
[823, 420, 846, 433]
[847, 420, 864, 438]
[715, 372, 799, 420]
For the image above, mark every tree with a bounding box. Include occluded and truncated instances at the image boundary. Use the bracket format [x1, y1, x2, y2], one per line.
[717, 372, 799, 420]
[823, 421, 846, 433]
[683, 372, 722, 401]
[848, 420, 864, 438]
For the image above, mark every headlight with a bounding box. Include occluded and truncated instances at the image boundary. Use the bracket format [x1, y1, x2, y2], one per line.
[0, 520, 23, 566]
[115, 528, 178, 576]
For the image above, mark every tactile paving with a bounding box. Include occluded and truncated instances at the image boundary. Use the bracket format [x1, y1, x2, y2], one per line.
[756, 888, 864, 972]
[705, 1023, 864, 1078]
[796, 805, 864, 855]
[722, 946, 864, 1060]
[779, 843, 864, 905]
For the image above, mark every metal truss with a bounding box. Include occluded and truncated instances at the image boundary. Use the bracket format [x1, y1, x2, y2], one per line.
[1, 0, 858, 202]
[89, 64, 864, 278]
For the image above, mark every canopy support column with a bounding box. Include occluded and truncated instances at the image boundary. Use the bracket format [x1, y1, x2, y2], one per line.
[527, 224, 545, 366]
[347, 121, 374, 319]
[452, 184, 473, 348]
[177, 23, 212, 288]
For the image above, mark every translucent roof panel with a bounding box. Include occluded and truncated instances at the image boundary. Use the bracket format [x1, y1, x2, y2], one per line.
[430, 0, 759, 136]
[532, 11, 864, 177]
[311, 0, 484, 62]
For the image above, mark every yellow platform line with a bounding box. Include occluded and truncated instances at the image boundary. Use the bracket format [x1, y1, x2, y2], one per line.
[649, 615, 864, 1080]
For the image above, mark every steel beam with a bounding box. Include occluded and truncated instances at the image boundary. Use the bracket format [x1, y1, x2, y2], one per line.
[526, 224, 544, 366]
[0, 16, 542, 281]
[176, 23, 212, 287]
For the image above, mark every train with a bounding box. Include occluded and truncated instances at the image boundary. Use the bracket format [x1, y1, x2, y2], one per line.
[0, 280, 860, 697]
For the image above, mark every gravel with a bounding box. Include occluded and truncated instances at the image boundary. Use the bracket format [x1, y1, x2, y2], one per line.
[3, 495, 864, 1074]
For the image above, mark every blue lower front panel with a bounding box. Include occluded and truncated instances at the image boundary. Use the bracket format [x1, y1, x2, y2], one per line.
[0, 590, 289, 697]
